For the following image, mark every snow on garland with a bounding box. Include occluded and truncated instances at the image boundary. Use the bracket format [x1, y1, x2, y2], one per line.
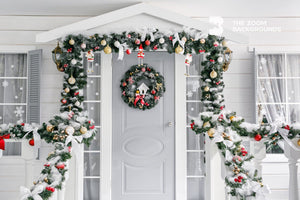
[120, 64, 165, 110]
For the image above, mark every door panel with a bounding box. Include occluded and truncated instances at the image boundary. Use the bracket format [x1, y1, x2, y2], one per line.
[112, 52, 175, 200]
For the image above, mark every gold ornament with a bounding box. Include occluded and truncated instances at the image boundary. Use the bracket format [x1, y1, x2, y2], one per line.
[59, 135, 65, 140]
[68, 75, 76, 85]
[128, 97, 134, 103]
[203, 121, 211, 128]
[210, 70, 218, 79]
[205, 94, 210, 99]
[204, 86, 210, 92]
[155, 73, 159, 77]
[175, 45, 183, 54]
[136, 90, 140, 94]
[80, 126, 87, 134]
[44, 177, 48, 183]
[181, 36, 187, 42]
[139, 105, 143, 109]
[104, 45, 112, 54]
[297, 139, 300, 146]
[46, 125, 54, 132]
[222, 40, 227, 46]
[69, 39, 75, 45]
[207, 128, 215, 137]
[229, 116, 236, 121]
[33, 181, 37, 185]
[64, 87, 70, 93]
[100, 39, 107, 46]
[200, 38, 205, 44]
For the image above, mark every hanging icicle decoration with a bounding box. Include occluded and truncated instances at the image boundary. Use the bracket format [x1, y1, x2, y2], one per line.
[85, 49, 95, 73]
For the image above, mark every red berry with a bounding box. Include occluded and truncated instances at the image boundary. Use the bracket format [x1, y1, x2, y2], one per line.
[210, 59, 215, 62]
[234, 178, 238, 182]
[153, 45, 158, 50]
[90, 125, 95, 129]
[145, 40, 150, 46]
[242, 153, 246, 156]
[169, 36, 173, 40]
[122, 82, 127, 87]
[254, 134, 262, 141]
[285, 125, 290, 130]
[237, 179, 242, 183]
[238, 176, 243, 180]
[56, 164, 65, 170]
[44, 163, 50, 167]
[21, 123, 25, 126]
[61, 99, 67, 104]
[126, 49, 131, 55]
[74, 92, 79, 96]
[151, 90, 156, 94]
[29, 139, 34, 146]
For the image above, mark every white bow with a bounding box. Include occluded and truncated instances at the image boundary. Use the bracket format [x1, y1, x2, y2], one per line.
[252, 182, 270, 200]
[140, 27, 156, 42]
[20, 185, 43, 200]
[172, 33, 185, 54]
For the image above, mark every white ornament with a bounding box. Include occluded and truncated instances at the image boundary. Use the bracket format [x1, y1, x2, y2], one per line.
[90, 80, 94, 84]
[159, 38, 165, 44]
[114, 41, 121, 48]
[95, 92, 99, 96]
[90, 107, 94, 111]
[11, 65, 14, 68]
[2, 80, 8, 88]
[217, 57, 223, 63]
[75, 101, 80, 107]
[15, 96, 18, 99]
[65, 126, 75, 135]
[81, 43, 86, 49]
[71, 59, 77, 65]
[0, 116, 2, 120]
[14, 106, 24, 118]
[20, 87, 23, 90]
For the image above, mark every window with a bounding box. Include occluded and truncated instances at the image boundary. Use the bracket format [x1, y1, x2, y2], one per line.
[186, 54, 206, 200]
[83, 52, 101, 200]
[256, 53, 300, 153]
[0, 54, 27, 156]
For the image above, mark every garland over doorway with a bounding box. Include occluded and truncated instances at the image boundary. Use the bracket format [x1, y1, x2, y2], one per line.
[0, 28, 291, 199]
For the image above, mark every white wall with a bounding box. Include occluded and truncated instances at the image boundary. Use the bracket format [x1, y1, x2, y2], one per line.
[0, 10, 299, 200]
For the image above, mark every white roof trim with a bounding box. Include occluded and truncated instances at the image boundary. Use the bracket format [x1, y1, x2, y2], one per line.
[36, 3, 248, 43]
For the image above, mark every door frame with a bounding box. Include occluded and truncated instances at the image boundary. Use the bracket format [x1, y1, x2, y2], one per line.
[100, 52, 187, 200]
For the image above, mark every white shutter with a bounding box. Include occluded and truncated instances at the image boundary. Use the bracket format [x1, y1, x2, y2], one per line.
[27, 49, 42, 123]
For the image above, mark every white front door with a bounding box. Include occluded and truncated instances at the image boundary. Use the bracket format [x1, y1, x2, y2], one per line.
[112, 52, 175, 200]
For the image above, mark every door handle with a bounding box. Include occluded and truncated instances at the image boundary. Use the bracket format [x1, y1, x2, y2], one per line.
[168, 122, 173, 127]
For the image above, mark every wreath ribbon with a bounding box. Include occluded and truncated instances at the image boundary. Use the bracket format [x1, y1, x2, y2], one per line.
[134, 94, 145, 106]
[0, 134, 10, 150]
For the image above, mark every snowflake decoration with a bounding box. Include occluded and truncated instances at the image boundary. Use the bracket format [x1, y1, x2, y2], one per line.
[2, 80, 8, 88]
[186, 90, 193, 98]
[14, 106, 24, 118]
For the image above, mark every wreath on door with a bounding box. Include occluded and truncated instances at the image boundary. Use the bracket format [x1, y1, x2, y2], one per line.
[120, 64, 165, 110]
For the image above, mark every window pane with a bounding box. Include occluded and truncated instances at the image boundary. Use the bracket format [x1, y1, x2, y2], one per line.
[4, 54, 27, 77]
[187, 152, 205, 176]
[258, 79, 286, 103]
[84, 78, 101, 101]
[2, 142, 21, 156]
[0, 55, 4, 76]
[187, 178, 205, 200]
[257, 54, 285, 77]
[186, 77, 201, 101]
[187, 128, 204, 150]
[0, 79, 27, 103]
[187, 102, 203, 124]
[288, 104, 300, 124]
[287, 79, 300, 103]
[287, 54, 300, 77]
[85, 128, 100, 151]
[188, 54, 203, 76]
[2, 105, 26, 123]
[84, 102, 101, 126]
[84, 178, 100, 200]
[84, 152, 100, 176]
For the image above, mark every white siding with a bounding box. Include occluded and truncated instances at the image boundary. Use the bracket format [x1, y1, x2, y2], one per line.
[0, 13, 299, 200]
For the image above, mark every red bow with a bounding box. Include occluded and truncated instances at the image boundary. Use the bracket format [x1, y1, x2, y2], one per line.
[134, 94, 145, 106]
[0, 134, 11, 150]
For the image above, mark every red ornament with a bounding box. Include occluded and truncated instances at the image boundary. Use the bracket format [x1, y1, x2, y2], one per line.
[127, 34, 131, 38]
[88, 121, 91, 124]
[44, 163, 50, 167]
[254, 134, 262, 141]
[199, 49, 205, 53]
[153, 45, 158, 50]
[46, 187, 55, 192]
[126, 49, 131, 55]
[145, 40, 151, 46]
[169, 36, 173, 40]
[56, 163, 65, 170]
[141, 67, 146, 72]
[21, 123, 25, 126]
[94, 46, 100, 50]
[210, 59, 215, 62]
[216, 81, 221, 85]
[122, 82, 127, 87]
[90, 125, 95, 129]
[220, 106, 224, 110]
[64, 64, 68, 68]
[151, 89, 156, 94]
[147, 67, 151, 71]
[61, 99, 67, 104]
[29, 139, 34, 146]
[145, 102, 149, 106]
[74, 92, 79, 96]
[284, 125, 290, 130]
[135, 39, 140, 45]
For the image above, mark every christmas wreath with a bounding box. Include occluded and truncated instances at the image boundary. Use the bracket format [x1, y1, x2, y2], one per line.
[120, 64, 165, 110]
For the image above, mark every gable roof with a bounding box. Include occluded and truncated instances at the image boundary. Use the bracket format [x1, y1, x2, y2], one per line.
[36, 3, 248, 43]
